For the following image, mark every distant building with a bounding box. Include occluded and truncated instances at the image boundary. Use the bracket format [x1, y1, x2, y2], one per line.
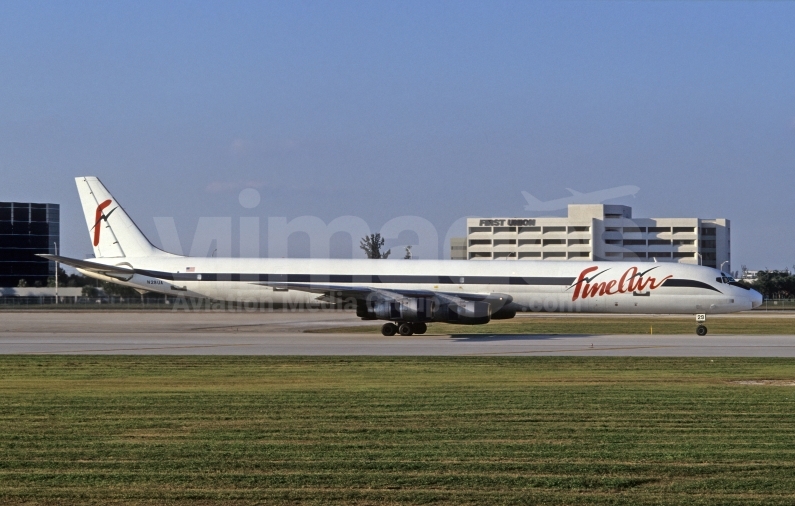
[740, 269, 759, 282]
[0, 202, 59, 287]
[0, 287, 83, 298]
[452, 204, 730, 271]
[450, 237, 467, 260]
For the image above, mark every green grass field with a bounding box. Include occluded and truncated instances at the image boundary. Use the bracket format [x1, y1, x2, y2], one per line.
[2, 357, 795, 504]
[310, 316, 795, 335]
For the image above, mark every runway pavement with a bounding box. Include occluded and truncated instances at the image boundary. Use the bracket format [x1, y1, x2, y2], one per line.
[0, 310, 793, 356]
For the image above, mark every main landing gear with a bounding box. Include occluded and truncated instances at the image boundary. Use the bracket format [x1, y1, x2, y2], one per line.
[695, 313, 708, 336]
[381, 322, 428, 337]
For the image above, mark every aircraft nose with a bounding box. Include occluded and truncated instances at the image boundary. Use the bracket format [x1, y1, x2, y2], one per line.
[750, 289, 763, 308]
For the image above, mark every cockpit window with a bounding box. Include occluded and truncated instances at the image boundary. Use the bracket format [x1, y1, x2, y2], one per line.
[716, 275, 737, 284]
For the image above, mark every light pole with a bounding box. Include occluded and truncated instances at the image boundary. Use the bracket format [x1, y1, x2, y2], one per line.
[720, 260, 729, 273]
[54, 242, 58, 305]
[697, 252, 702, 266]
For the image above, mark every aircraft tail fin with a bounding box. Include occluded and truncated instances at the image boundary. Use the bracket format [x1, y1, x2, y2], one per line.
[75, 177, 174, 258]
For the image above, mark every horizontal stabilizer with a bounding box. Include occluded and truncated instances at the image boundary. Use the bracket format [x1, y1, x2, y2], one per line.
[37, 254, 134, 275]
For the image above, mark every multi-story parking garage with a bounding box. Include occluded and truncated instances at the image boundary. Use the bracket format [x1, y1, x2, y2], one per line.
[455, 204, 730, 271]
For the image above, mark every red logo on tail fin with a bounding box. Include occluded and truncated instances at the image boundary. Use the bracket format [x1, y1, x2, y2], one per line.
[92, 199, 113, 246]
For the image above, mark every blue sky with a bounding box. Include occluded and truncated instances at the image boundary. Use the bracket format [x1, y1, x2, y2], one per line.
[1, 1, 794, 268]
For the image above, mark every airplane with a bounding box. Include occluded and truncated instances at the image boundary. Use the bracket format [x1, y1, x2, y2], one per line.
[41, 177, 761, 337]
[522, 185, 640, 211]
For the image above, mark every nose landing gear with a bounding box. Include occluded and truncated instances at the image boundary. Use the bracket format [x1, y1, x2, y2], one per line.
[695, 313, 707, 336]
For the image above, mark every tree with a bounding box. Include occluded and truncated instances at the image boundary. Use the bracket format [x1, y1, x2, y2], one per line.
[81, 285, 99, 297]
[404, 245, 412, 259]
[752, 270, 795, 299]
[54, 267, 70, 287]
[359, 233, 391, 259]
[17, 279, 27, 288]
[99, 280, 141, 299]
[49, 268, 93, 287]
[65, 270, 91, 287]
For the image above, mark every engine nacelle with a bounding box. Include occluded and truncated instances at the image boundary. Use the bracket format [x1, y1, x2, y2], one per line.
[372, 298, 435, 322]
[440, 301, 491, 325]
[490, 306, 517, 320]
[358, 296, 507, 325]
[356, 300, 377, 320]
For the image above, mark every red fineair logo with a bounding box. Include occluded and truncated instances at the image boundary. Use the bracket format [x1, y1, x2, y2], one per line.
[91, 199, 116, 246]
[569, 266, 672, 301]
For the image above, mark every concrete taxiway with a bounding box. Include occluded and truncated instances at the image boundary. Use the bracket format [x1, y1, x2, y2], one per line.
[0, 310, 793, 356]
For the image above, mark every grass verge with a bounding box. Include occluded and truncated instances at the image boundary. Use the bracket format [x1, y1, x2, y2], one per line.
[1, 356, 795, 504]
[308, 316, 795, 335]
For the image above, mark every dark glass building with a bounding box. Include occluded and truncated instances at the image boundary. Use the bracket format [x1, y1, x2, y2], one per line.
[0, 202, 59, 287]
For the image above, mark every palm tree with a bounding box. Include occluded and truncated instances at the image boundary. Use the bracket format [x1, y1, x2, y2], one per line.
[359, 233, 391, 259]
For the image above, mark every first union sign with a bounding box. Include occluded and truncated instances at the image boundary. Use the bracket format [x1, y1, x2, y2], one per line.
[478, 219, 536, 227]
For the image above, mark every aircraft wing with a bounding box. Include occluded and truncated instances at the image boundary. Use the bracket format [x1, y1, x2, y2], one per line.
[36, 254, 134, 276]
[255, 281, 512, 306]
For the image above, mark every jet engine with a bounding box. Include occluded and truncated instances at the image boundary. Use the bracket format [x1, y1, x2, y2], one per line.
[441, 301, 491, 325]
[359, 297, 436, 322]
[490, 306, 518, 320]
[357, 294, 515, 325]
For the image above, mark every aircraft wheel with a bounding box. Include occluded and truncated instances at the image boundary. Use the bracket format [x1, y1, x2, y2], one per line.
[398, 323, 414, 336]
[381, 323, 397, 336]
[696, 325, 708, 336]
[413, 322, 427, 335]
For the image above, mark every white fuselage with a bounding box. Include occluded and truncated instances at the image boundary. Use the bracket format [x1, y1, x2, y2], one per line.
[79, 257, 762, 314]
